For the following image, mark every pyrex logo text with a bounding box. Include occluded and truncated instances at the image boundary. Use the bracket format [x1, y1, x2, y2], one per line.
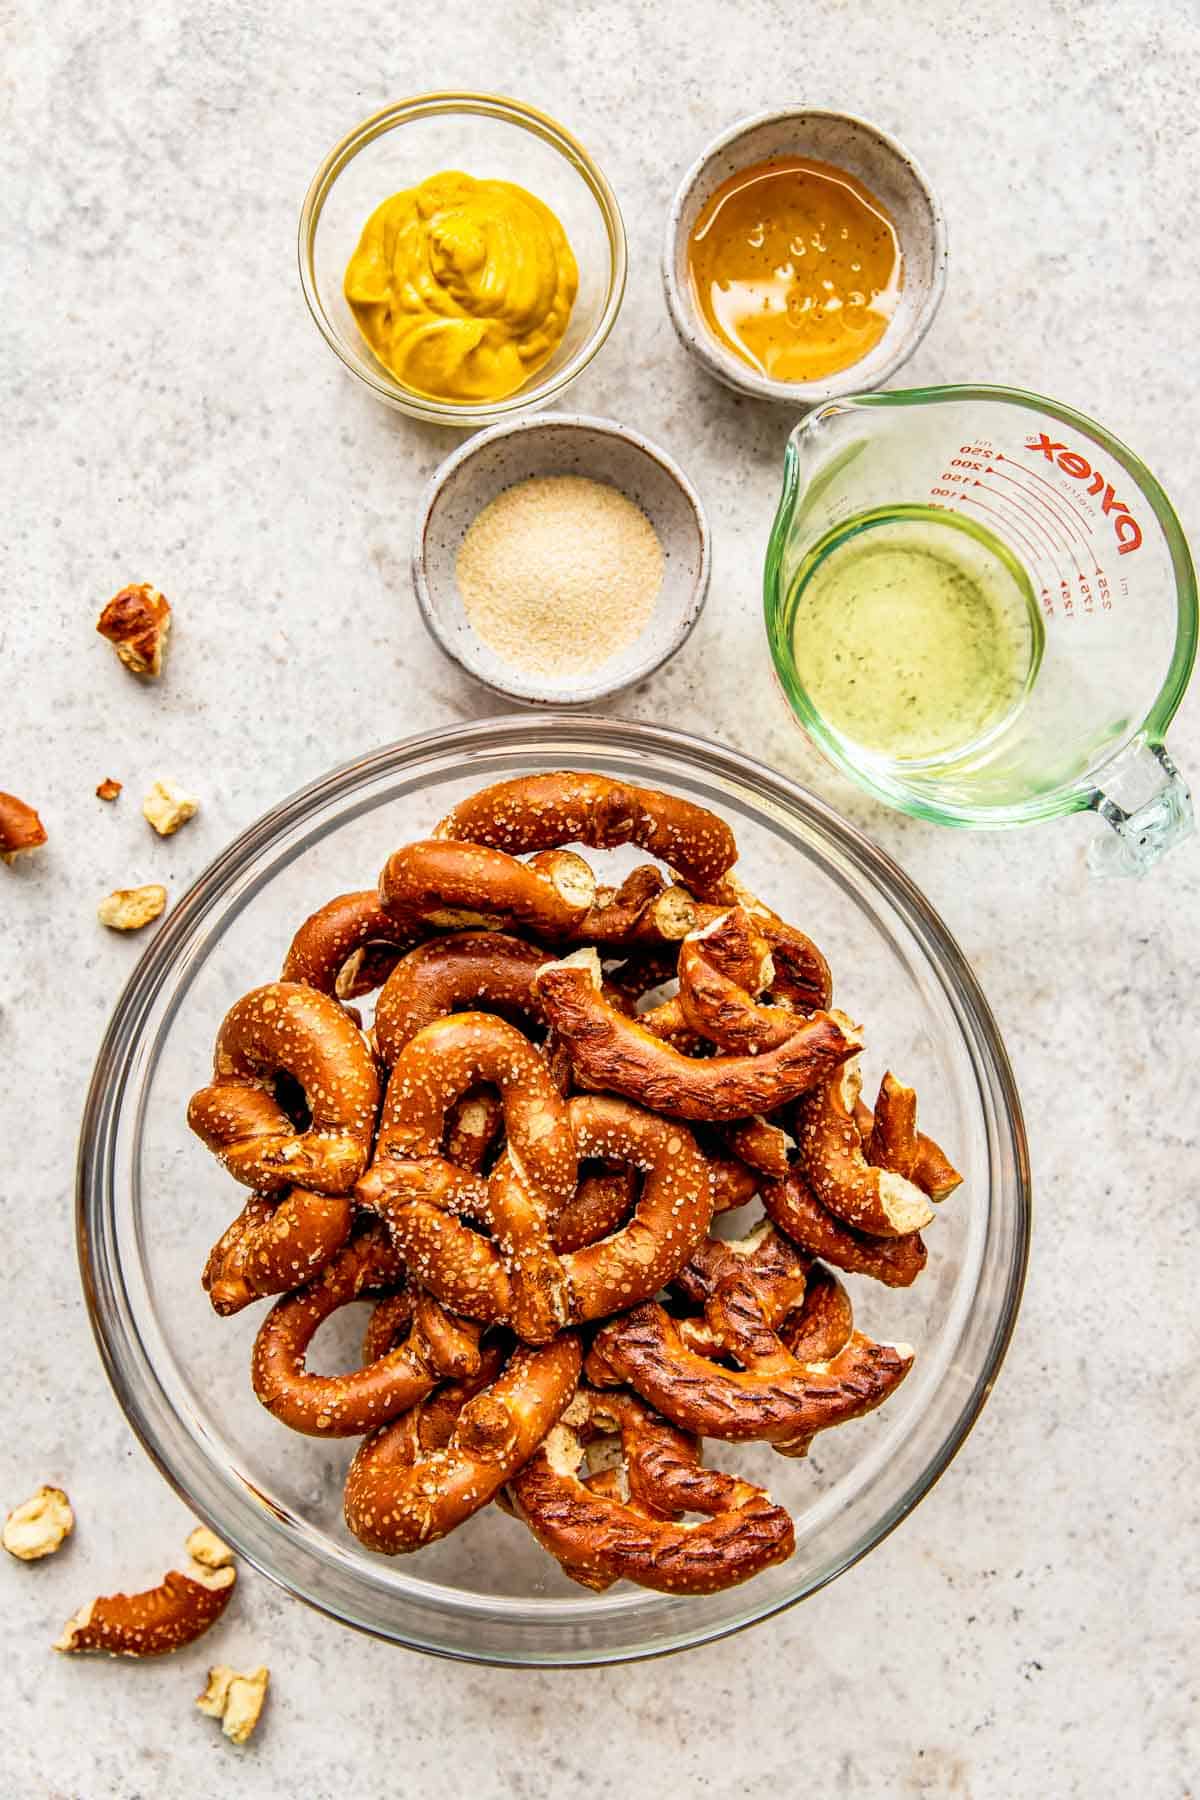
[1026, 434, 1143, 555]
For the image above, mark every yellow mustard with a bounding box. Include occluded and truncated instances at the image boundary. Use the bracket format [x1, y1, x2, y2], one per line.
[343, 171, 578, 404]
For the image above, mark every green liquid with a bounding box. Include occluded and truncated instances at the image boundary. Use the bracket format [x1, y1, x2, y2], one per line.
[788, 507, 1040, 764]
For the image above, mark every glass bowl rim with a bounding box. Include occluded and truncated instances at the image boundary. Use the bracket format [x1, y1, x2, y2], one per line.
[76, 714, 1031, 1665]
[297, 91, 629, 427]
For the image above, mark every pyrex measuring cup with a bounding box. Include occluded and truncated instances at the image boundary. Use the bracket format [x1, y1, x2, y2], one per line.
[764, 385, 1196, 874]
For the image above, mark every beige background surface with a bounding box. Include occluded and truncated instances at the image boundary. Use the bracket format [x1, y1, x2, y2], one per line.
[2, 1, 1197, 1794]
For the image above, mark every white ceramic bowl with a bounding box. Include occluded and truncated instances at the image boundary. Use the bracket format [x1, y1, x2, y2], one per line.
[663, 108, 948, 406]
[412, 414, 711, 704]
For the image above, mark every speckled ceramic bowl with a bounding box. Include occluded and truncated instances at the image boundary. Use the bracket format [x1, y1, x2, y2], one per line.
[663, 108, 948, 406]
[412, 413, 711, 704]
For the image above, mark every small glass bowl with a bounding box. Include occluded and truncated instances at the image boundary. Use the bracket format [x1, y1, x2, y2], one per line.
[298, 93, 628, 427]
[77, 716, 1029, 1666]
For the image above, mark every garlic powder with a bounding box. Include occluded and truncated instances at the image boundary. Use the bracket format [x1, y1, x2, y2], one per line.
[455, 475, 664, 678]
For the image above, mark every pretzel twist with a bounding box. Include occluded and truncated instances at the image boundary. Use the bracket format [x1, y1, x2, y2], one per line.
[360, 1094, 713, 1333]
[434, 772, 738, 892]
[588, 1223, 913, 1451]
[281, 890, 418, 999]
[187, 983, 380, 1194]
[509, 1387, 795, 1594]
[251, 1227, 480, 1437]
[559, 1095, 715, 1319]
[364, 1012, 576, 1341]
[379, 840, 596, 939]
[535, 950, 859, 1121]
[344, 1334, 582, 1554]
[202, 1189, 354, 1315]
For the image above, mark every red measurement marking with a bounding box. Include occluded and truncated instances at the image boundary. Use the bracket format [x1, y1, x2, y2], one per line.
[985, 461, 1094, 555]
[961, 492, 1046, 570]
[973, 480, 1063, 558]
[995, 452, 1094, 536]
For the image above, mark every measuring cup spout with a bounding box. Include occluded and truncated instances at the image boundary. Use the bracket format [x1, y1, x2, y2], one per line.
[1088, 739, 1194, 878]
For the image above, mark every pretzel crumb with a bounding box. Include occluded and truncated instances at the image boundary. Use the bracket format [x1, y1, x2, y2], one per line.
[98, 884, 168, 931]
[184, 1525, 235, 1570]
[96, 778, 123, 802]
[196, 1664, 270, 1744]
[143, 778, 198, 836]
[96, 584, 172, 677]
[3, 1486, 74, 1560]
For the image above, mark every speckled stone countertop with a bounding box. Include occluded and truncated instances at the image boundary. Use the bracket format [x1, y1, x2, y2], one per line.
[2, 2, 1197, 1794]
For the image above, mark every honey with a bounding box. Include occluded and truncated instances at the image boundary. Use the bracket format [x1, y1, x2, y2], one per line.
[688, 157, 902, 383]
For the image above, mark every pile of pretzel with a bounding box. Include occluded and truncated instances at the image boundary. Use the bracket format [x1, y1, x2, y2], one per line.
[188, 773, 960, 1597]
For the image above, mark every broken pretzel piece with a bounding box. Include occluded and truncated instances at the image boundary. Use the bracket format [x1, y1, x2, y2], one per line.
[96, 583, 172, 677]
[509, 1387, 795, 1595]
[796, 1038, 935, 1239]
[55, 1527, 235, 1657]
[97, 884, 168, 931]
[0, 792, 47, 865]
[143, 778, 198, 837]
[96, 778, 122, 802]
[535, 948, 858, 1121]
[3, 1485, 74, 1560]
[197, 1664, 270, 1745]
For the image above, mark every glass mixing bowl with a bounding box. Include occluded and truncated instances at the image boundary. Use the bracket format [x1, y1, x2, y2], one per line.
[77, 716, 1029, 1665]
[299, 93, 627, 427]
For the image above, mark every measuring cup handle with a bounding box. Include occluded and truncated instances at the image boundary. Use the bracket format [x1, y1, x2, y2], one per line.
[1088, 740, 1194, 878]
